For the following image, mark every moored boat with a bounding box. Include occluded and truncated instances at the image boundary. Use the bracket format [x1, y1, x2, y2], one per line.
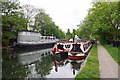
[13, 30, 58, 50]
[52, 37, 93, 60]
[68, 41, 92, 60]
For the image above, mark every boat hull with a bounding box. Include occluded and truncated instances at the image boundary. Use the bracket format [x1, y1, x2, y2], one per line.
[68, 52, 86, 60]
[68, 55, 86, 60]
[13, 42, 56, 52]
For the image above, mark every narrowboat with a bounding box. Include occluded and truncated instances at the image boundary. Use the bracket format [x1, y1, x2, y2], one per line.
[68, 41, 92, 60]
[52, 39, 92, 60]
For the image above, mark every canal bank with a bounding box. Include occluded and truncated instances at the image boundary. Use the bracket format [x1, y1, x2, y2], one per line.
[75, 44, 100, 78]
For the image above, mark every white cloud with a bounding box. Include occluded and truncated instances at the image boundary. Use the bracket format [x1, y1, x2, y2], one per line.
[19, 0, 92, 32]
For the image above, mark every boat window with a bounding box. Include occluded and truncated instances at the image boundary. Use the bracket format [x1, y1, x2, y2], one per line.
[48, 37, 50, 39]
[45, 37, 47, 39]
[27, 40, 31, 42]
[71, 44, 82, 52]
[41, 54, 44, 56]
[65, 45, 70, 48]
[41, 37, 44, 39]
[48, 52, 50, 54]
[57, 44, 64, 50]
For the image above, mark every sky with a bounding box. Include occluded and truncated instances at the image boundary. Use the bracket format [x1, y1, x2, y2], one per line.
[19, 0, 93, 32]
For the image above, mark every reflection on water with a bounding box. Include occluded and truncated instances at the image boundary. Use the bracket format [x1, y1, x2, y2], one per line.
[2, 48, 53, 79]
[18, 48, 52, 65]
[70, 60, 83, 75]
[3, 48, 85, 79]
[26, 55, 53, 78]
[3, 50, 29, 78]
[47, 53, 84, 78]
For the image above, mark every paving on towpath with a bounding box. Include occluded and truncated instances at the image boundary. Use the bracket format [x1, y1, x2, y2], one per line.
[97, 42, 119, 78]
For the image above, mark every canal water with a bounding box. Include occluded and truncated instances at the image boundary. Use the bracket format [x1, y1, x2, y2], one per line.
[2, 47, 84, 79]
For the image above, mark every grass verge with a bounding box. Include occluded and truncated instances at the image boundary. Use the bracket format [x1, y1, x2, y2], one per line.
[104, 45, 119, 65]
[75, 44, 100, 79]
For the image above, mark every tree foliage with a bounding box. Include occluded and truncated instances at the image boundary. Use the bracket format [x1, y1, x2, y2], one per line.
[34, 9, 65, 38]
[21, 4, 39, 30]
[77, 2, 119, 43]
[2, 0, 28, 46]
[65, 29, 72, 39]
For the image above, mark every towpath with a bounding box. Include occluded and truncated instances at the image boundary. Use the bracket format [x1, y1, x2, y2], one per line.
[97, 42, 119, 79]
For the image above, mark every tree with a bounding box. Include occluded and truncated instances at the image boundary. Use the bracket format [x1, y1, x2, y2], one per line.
[2, 0, 28, 46]
[21, 4, 39, 30]
[72, 29, 76, 37]
[34, 10, 65, 38]
[66, 29, 72, 39]
[57, 28, 65, 39]
[77, 2, 119, 43]
[34, 9, 52, 35]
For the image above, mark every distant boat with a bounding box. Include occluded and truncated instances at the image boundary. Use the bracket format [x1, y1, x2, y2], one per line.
[12, 30, 58, 50]
[52, 37, 92, 60]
